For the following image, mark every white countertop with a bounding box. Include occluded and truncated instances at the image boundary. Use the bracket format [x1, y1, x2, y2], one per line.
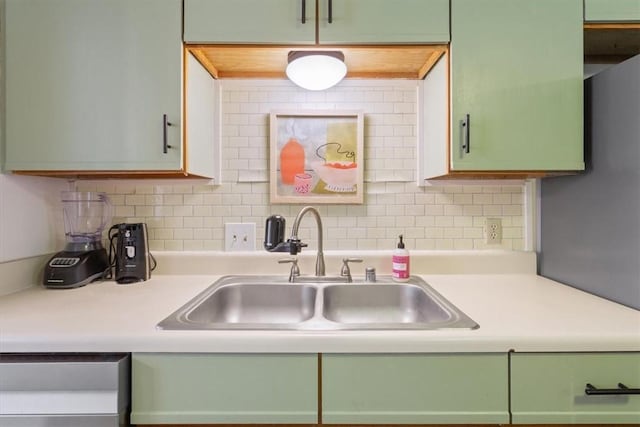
[1, 251, 638, 353]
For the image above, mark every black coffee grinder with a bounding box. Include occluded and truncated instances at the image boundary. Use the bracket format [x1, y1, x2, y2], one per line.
[43, 192, 112, 289]
[111, 223, 151, 284]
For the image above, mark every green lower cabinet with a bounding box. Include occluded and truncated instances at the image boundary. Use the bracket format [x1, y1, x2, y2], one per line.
[131, 353, 318, 424]
[511, 352, 640, 424]
[321, 353, 509, 424]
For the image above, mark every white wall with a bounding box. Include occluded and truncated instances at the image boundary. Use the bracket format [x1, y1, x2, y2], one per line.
[0, 175, 68, 262]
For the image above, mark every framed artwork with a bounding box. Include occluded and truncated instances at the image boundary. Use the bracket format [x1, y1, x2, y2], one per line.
[269, 110, 364, 204]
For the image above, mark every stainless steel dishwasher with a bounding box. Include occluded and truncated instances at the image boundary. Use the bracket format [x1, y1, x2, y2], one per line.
[0, 353, 130, 427]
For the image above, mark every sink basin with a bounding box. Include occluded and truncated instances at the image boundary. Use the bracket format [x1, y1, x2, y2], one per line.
[158, 282, 317, 329]
[158, 275, 478, 331]
[322, 284, 452, 325]
[187, 284, 316, 325]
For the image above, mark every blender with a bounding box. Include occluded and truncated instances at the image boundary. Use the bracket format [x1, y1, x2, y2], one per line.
[43, 191, 112, 289]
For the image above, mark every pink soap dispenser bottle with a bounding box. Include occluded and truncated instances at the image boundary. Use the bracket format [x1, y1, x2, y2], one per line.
[392, 234, 410, 282]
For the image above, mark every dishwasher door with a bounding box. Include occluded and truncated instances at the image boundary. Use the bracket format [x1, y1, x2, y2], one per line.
[0, 353, 130, 427]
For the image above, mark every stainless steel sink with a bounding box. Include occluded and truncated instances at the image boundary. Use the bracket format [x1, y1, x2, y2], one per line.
[322, 284, 452, 325]
[186, 284, 316, 326]
[158, 275, 478, 331]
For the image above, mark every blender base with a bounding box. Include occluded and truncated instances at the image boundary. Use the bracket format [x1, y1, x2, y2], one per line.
[43, 248, 109, 289]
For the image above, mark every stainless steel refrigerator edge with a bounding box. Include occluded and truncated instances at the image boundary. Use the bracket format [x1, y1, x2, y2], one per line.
[539, 54, 640, 310]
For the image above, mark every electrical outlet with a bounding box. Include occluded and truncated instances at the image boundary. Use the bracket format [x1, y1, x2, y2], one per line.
[225, 223, 256, 251]
[484, 218, 502, 244]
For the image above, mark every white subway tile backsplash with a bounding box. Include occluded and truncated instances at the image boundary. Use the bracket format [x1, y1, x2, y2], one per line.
[443, 205, 464, 216]
[76, 79, 525, 252]
[164, 240, 184, 251]
[115, 206, 135, 217]
[502, 205, 523, 216]
[164, 217, 184, 228]
[135, 206, 154, 217]
[464, 205, 484, 216]
[483, 205, 503, 216]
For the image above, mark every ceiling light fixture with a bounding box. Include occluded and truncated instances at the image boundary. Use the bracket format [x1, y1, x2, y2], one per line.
[286, 51, 347, 91]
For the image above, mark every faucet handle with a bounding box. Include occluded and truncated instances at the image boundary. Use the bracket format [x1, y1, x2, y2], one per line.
[340, 258, 363, 282]
[278, 258, 300, 282]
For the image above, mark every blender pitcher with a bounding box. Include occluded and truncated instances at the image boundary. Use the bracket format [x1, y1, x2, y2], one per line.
[62, 191, 112, 249]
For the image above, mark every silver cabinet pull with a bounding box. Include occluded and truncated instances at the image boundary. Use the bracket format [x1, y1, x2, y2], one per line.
[460, 113, 470, 155]
[163, 114, 173, 154]
[301, 0, 306, 23]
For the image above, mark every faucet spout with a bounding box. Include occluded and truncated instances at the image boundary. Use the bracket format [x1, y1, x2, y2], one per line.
[290, 206, 325, 276]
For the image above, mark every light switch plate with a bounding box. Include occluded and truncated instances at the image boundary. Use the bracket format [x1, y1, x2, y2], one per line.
[224, 223, 256, 251]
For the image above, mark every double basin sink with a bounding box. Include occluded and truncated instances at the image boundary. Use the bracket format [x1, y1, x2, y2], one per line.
[158, 275, 478, 331]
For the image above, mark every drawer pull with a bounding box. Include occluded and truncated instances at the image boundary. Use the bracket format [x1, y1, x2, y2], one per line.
[585, 383, 640, 395]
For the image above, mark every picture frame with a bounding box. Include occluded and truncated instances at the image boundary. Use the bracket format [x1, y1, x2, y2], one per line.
[269, 110, 364, 204]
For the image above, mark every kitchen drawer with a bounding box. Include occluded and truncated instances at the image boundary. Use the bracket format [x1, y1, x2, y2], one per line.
[511, 352, 640, 424]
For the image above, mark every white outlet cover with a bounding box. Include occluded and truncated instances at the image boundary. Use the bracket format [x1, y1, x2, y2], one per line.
[484, 218, 502, 244]
[225, 223, 256, 251]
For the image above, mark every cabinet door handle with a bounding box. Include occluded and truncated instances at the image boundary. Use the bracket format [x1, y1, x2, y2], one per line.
[328, 0, 333, 23]
[460, 114, 470, 155]
[585, 383, 640, 396]
[163, 114, 173, 154]
[301, 0, 306, 24]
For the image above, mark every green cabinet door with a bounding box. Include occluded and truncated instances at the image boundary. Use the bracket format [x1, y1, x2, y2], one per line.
[131, 353, 318, 424]
[450, 0, 584, 172]
[183, 0, 316, 44]
[322, 353, 509, 424]
[585, 0, 640, 22]
[4, 0, 182, 172]
[511, 352, 640, 424]
[318, 0, 450, 44]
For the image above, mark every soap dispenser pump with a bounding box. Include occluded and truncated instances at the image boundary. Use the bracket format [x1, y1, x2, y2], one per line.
[392, 234, 410, 282]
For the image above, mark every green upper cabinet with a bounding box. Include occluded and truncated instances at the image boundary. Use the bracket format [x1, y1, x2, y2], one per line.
[183, 0, 316, 44]
[132, 353, 318, 424]
[511, 352, 640, 424]
[183, 0, 449, 44]
[585, 0, 640, 22]
[322, 353, 509, 424]
[447, 0, 584, 173]
[4, 0, 183, 173]
[317, 0, 450, 44]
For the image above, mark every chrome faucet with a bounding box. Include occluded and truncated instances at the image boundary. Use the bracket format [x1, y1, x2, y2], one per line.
[290, 206, 325, 276]
[264, 206, 325, 276]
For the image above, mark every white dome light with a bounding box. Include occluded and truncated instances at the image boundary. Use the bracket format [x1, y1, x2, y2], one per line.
[286, 51, 347, 91]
